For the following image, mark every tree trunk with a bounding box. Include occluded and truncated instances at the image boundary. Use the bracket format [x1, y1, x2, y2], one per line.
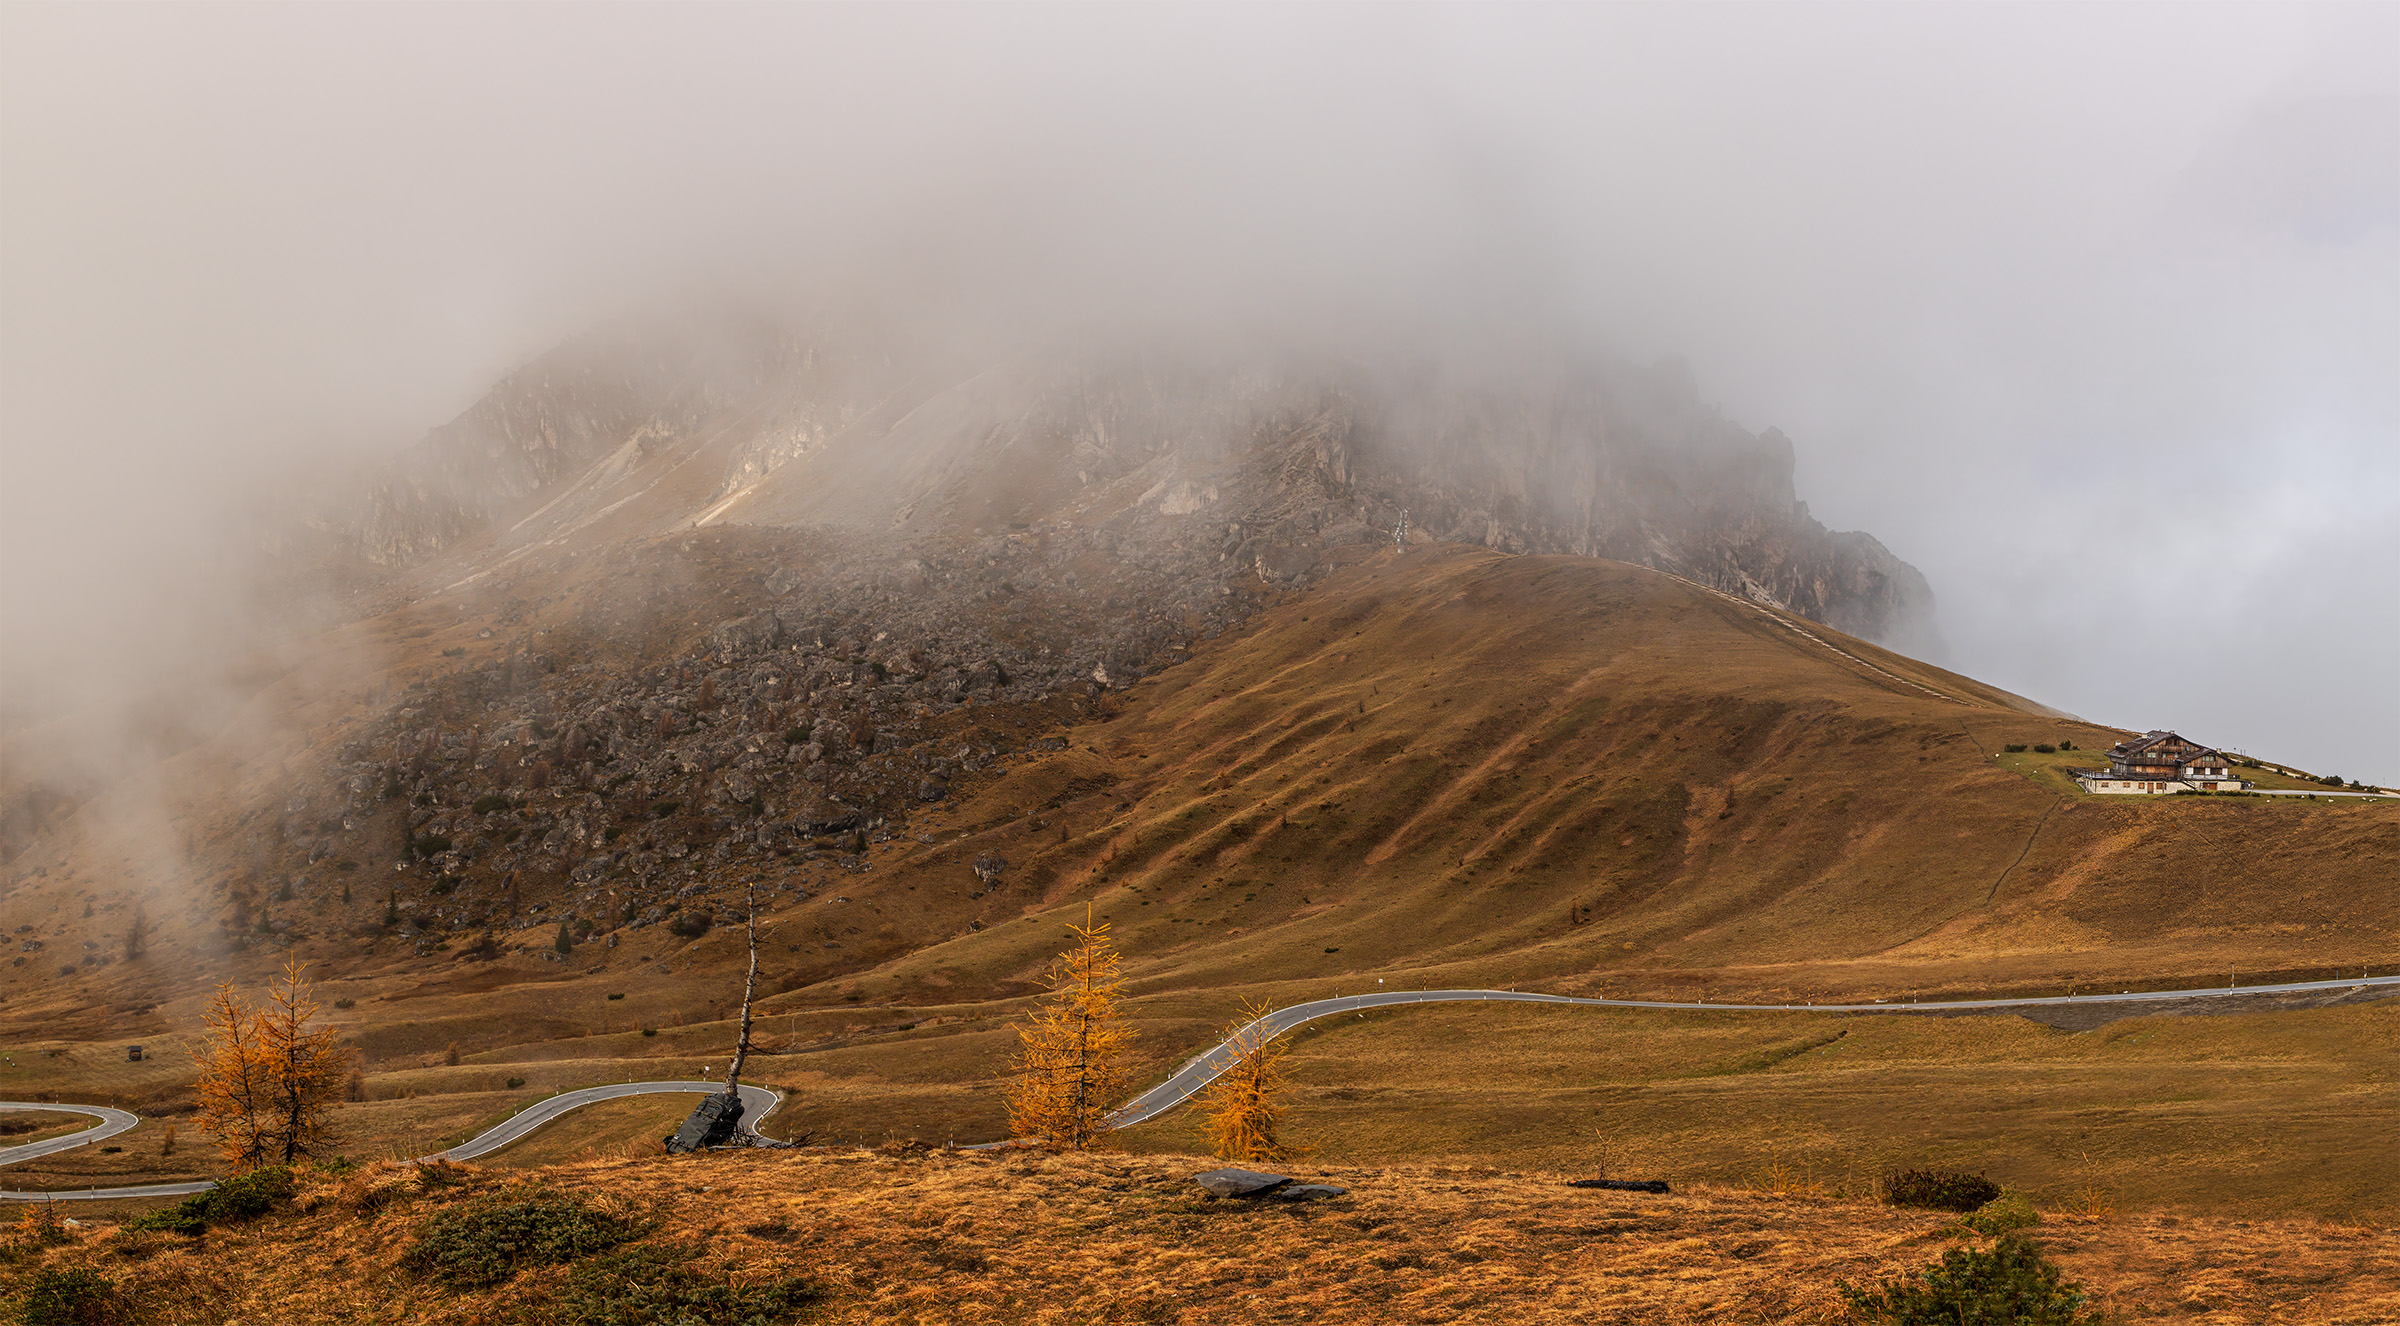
[723, 884, 760, 1092]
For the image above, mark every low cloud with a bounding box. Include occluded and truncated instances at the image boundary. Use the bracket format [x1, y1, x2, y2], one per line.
[2, 2, 2391, 779]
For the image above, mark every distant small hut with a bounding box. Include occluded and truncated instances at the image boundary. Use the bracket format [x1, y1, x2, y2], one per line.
[2070, 731, 2250, 795]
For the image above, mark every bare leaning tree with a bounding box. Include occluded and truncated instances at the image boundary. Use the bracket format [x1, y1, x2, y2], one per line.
[723, 883, 760, 1093]
[665, 882, 780, 1153]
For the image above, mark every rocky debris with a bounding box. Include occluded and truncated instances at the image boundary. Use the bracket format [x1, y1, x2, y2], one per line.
[1566, 1178, 1671, 1193]
[1192, 1168, 1348, 1201]
[264, 508, 1278, 950]
[665, 1089, 747, 1153]
[970, 853, 1008, 885]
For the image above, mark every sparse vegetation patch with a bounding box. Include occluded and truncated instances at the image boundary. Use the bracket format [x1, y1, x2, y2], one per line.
[403, 1186, 646, 1289]
[1882, 1168, 2003, 1212]
[525, 1242, 827, 1326]
[124, 1165, 294, 1236]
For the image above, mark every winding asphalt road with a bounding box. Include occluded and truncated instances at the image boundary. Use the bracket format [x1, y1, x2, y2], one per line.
[6, 974, 2391, 1198]
[0, 1081, 778, 1203]
[0, 1104, 135, 1175]
[1103, 974, 2400, 1128]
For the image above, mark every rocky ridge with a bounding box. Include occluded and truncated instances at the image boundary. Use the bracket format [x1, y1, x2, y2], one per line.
[340, 326, 1939, 651]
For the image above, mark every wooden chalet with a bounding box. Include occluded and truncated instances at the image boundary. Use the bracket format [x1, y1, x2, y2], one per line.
[2071, 731, 2250, 795]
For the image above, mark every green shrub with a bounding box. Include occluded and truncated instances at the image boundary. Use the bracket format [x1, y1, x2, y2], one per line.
[607, 992, 626, 1001]
[2003, 744, 2027, 753]
[403, 1188, 645, 1289]
[2031, 744, 2056, 754]
[641, 1028, 658, 1037]
[531, 1242, 826, 1326]
[473, 795, 516, 815]
[1882, 1168, 2002, 1212]
[1841, 1233, 2100, 1324]
[783, 728, 808, 745]
[15, 1267, 119, 1326]
[125, 1166, 294, 1235]
[411, 834, 454, 859]
[650, 801, 682, 819]
[2058, 740, 2075, 751]
[666, 913, 711, 940]
[505, 1076, 526, 1090]
[334, 998, 355, 1010]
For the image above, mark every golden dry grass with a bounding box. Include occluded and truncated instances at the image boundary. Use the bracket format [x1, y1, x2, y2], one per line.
[6, 1149, 2394, 1324]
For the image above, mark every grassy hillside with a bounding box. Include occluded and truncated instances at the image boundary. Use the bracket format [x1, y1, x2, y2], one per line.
[1, 543, 2391, 1212]
[834, 544, 2393, 1007]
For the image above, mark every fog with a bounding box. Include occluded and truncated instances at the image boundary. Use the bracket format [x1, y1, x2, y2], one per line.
[3, 2, 2393, 782]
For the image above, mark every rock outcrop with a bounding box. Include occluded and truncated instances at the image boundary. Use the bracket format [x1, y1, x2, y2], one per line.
[665, 1089, 747, 1153]
[329, 322, 1938, 650]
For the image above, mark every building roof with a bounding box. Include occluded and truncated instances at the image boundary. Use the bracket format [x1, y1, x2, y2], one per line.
[2106, 730, 2223, 763]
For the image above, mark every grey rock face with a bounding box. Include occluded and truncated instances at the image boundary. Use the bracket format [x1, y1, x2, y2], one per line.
[318, 326, 1937, 649]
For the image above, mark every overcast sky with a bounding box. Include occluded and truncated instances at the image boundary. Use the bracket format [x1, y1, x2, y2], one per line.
[3, 2, 2393, 782]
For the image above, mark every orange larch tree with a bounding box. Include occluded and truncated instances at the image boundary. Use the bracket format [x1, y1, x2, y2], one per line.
[1004, 910, 1136, 1150]
[1200, 999, 1301, 1164]
[196, 958, 351, 1169]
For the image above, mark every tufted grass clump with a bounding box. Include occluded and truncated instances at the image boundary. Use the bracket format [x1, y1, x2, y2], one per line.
[1882, 1168, 2003, 1213]
[403, 1187, 647, 1289]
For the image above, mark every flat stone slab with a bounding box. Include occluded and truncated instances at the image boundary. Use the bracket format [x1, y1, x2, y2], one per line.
[1566, 1178, 1670, 1193]
[1193, 1169, 1348, 1201]
[1194, 1167, 1291, 1198]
